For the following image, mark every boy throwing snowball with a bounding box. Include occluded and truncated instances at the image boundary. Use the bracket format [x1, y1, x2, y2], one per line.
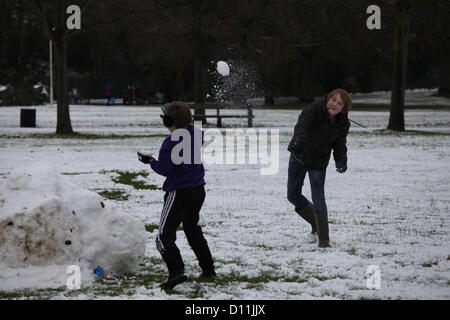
[138, 101, 215, 290]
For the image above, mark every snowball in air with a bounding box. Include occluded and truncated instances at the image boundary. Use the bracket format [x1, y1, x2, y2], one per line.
[216, 61, 230, 76]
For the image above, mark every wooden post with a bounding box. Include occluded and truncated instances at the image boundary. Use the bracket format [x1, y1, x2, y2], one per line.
[248, 106, 253, 128]
[217, 107, 222, 127]
[49, 40, 53, 107]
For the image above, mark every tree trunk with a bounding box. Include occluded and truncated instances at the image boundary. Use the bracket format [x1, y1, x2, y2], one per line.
[53, 0, 73, 135]
[192, 0, 206, 122]
[388, 1, 412, 132]
[33, 0, 74, 134]
[438, 62, 450, 95]
[54, 36, 73, 134]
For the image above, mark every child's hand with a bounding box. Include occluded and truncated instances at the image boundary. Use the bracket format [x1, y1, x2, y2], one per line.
[137, 152, 155, 164]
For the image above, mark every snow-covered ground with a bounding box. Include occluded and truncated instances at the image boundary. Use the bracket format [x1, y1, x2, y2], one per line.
[350, 88, 450, 106]
[0, 103, 449, 299]
[247, 88, 450, 107]
[81, 88, 450, 107]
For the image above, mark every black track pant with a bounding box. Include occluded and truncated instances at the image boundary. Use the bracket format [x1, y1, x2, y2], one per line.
[156, 185, 214, 276]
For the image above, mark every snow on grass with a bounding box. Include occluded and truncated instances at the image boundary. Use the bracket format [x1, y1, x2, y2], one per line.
[0, 104, 449, 299]
[350, 88, 450, 106]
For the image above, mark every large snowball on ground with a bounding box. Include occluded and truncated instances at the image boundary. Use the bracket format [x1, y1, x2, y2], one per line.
[216, 61, 230, 76]
[0, 166, 147, 275]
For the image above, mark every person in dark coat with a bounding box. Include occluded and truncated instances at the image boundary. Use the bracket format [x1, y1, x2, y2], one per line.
[287, 89, 352, 248]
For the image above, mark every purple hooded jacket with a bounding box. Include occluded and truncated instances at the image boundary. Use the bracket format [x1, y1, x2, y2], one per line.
[150, 124, 205, 192]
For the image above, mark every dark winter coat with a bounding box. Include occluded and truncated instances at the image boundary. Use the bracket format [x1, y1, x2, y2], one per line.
[288, 96, 350, 170]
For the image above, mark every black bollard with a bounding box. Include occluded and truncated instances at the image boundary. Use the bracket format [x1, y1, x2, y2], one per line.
[20, 108, 36, 128]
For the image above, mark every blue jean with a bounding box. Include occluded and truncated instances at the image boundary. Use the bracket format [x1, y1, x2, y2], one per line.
[287, 153, 327, 213]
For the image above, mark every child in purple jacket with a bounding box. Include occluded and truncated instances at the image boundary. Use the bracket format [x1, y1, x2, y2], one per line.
[138, 101, 215, 290]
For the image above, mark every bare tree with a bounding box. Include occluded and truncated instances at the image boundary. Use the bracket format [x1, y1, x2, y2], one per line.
[385, 0, 448, 131]
[33, 0, 98, 134]
[31, 0, 140, 134]
[143, 0, 236, 119]
[340, 0, 448, 131]
[386, 0, 413, 131]
[31, 0, 87, 134]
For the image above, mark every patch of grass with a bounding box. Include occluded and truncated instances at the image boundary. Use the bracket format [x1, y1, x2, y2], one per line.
[97, 190, 130, 201]
[310, 273, 347, 282]
[0, 287, 66, 300]
[346, 247, 358, 255]
[207, 271, 308, 287]
[0, 257, 170, 299]
[61, 172, 94, 175]
[64, 257, 170, 297]
[102, 170, 161, 190]
[145, 224, 183, 233]
[422, 261, 439, 268]
[250, 242, 275, 250]
[0, 257, 311, 299]
[145, 224, 159, 233]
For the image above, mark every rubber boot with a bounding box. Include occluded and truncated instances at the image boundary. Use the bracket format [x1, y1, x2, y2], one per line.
[159, 270, 187, 290]
[295, 201, 317, 234]
[314, 211, 331, 248]
[198, 269, 217, 281]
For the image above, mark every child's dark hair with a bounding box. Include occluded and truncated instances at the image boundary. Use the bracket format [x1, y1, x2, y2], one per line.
[164, 101, 192, 128]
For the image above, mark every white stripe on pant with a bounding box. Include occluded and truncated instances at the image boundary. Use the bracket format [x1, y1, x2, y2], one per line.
[156, 190, 176, 253]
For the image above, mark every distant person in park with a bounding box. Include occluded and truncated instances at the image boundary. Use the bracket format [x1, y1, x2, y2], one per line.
[137, 101, 216, 290]
[134, 81, 141, 104]
[2, 83, 15, 105]
[105, 83, 113, 105]
[123, 85, 132, 105]
[287, 89, 352, 248]
[71, 87, 79, 104]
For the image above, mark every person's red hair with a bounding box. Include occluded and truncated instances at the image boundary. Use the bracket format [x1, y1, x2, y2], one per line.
[327, 89, 352, 114]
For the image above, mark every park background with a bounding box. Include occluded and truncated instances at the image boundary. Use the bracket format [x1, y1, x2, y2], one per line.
[0, 0, 449, 300]
[1, 1, 450, 130]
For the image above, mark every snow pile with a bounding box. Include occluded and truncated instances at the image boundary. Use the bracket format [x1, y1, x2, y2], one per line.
[0, 165, 146, 288]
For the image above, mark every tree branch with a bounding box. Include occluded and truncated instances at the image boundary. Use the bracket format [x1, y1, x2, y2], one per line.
[31, 0, 55, 41]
